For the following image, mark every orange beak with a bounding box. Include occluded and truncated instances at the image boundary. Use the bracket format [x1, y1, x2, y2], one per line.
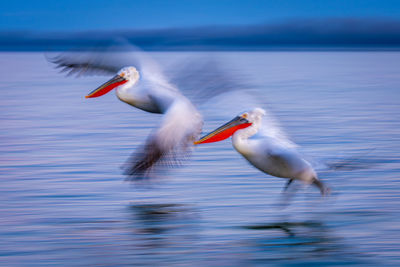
[85, 74, 127, 98]
[194, 116, 252, 145]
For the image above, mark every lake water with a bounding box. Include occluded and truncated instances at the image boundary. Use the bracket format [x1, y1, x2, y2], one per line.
[1, 52, 400, 266]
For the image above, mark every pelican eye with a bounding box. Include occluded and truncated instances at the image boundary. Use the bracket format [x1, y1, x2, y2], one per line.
[241, 113, 248, 119]
[120, 72, 125, 77]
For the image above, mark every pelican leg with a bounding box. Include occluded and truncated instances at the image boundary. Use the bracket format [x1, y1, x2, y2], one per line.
[312, 177, 331, 196]
[278, 178, 297, 209]
[283, 179, 294, 192]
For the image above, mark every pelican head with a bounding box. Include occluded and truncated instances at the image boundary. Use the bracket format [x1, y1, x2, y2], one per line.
[194, 108, 266, 145]
[246, 107, 266, 125]
[85, 66, 139, 98]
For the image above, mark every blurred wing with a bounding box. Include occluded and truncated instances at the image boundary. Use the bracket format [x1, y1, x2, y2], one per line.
[47, 50, 119, 77]
[257, 113, 298, 149]
[47, 39, 170, 85]
[166, 54, 296, 148]
[123, 99, 203, 179]
[166, 56, 254, 105]
[311, 149, 381, 172]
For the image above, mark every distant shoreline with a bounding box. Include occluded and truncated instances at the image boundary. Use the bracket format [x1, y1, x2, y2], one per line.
[2, 18, 400, 52]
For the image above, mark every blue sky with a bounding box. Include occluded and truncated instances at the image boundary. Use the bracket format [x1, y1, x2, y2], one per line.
[1, 0, 400, 32]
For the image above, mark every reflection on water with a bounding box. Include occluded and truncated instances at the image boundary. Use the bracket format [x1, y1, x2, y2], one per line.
[128, 203, 200, 254]
[130, 203, 198, 234]
[242, 220, 359, 264]
[1, 52, 400, 265]
[243, 220, 324, 236]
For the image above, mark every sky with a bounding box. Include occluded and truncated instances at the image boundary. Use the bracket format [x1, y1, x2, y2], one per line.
[1, 0, 400, 32]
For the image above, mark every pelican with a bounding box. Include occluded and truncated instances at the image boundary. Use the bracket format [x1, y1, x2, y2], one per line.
[49, 43, 202, 177]
[194, 108, 330, 195]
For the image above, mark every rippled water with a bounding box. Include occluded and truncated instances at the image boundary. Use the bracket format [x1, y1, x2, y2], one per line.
[1, 52, 400, 266]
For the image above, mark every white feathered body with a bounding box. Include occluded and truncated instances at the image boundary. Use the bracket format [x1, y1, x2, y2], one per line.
[233, 134, 316, 183]
[231, 109, 316, 184]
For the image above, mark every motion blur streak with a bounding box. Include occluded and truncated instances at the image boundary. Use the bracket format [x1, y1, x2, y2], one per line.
[0, 52, 400, 265]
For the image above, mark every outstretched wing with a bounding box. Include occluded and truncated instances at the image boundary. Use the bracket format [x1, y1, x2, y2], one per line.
[166, 56, 254, 105]
[123, 98, 203, 179]
[47, 38, 170, 85]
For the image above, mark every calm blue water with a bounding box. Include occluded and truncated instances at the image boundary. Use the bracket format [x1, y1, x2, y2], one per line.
[1, 52, 400, 266]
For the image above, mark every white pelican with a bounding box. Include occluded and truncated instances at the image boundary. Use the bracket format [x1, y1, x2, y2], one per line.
[49, 43, 202, 177]
[194, 108, 330, 195]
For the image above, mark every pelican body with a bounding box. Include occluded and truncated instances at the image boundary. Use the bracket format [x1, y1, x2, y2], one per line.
[52, 50, 202, 177]
[195, 108, 329, 195]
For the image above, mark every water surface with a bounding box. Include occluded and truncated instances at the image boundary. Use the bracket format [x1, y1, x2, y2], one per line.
[1, 52, 400, 266]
